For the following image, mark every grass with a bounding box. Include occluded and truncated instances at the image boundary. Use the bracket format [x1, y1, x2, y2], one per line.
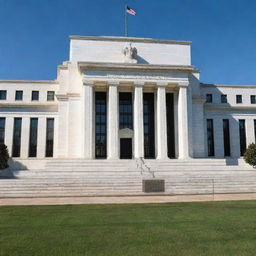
[0, 201, 256, 256]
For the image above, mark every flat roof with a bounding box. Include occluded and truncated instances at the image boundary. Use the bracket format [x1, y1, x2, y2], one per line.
[69, 35, 191, 45]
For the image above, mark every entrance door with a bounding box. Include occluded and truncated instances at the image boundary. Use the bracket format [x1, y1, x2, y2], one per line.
[120, 138, 132, 159]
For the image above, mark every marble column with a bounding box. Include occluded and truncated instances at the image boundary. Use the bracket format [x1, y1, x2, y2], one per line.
[107, 83, 119, 159]
[5, 117, 14, 156]
[84, 82, 94, 159]
[134, 84, 144, 158]
[178, 85, 190, 159]
[156, 85, 168, 159]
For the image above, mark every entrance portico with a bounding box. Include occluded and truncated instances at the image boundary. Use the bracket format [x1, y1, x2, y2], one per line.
[83, 71, 191, 160]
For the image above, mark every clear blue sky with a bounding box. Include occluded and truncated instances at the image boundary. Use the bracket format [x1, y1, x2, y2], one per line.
[0, 0, 256, 84]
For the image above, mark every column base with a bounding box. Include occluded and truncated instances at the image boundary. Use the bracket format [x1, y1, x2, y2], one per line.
[156, 156, 169, 160]
[107, 156, 119, 160]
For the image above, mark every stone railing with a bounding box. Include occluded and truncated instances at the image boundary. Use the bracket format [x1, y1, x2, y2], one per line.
[135, 157, 155, 178]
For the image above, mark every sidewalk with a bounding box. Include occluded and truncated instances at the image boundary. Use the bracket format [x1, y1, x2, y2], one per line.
[1, 193, 256, 206]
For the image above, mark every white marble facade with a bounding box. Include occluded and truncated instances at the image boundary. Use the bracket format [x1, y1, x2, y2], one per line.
[0, 36, 255, 164]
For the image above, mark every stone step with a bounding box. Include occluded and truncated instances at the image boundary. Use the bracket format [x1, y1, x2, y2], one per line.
[0, 182, 142, 187]
[0, 186, 142, 191]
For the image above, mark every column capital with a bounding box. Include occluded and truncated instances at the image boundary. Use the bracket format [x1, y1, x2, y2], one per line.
[178, 82, 189, 88]
[107, 80, 120, 87]
[156, 82, 168, 87]
[83, 79, 94, 86]
[134, 82, 144, 88]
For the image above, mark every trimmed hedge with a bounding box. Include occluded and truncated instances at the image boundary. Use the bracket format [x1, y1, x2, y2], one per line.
[0, 143, 9, 169]
[244, 143, 256, 168]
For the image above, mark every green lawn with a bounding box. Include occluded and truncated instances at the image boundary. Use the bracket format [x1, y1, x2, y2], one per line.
[0, 201, 256, 256]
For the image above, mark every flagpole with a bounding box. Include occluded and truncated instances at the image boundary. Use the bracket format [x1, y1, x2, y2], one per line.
[125, 4, 128, 37]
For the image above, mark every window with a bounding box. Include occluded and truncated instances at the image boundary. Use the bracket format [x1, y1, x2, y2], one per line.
[206, 94, 212, 103]
[223, 119, 231, 157]
[29, 118, 38, 157]
[251, 95, 256, 104]
[0, 90, 7, 100]
[239, 120, 246, 156]
[0, 118, 5, 144]
[254, 120, 256, 143]
[95, 92, 107, 159]
[119, 93, 133, 129]
[12, 118, 22, 157]
[45, 118, 54, 157]
[166, 93, 175, 158]
[221, 94, 227, 103]
[236, 95, 242, 104]
[15, 90, 23, 101]
[31, 91, 39, 101]
[143, 93, 155, 159]
[47, 91, 55, 101]
[207, 119, 215, 157]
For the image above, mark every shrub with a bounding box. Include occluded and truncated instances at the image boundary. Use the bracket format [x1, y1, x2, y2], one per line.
[0, 143, 9, 169]
[244, 143, 256, 168]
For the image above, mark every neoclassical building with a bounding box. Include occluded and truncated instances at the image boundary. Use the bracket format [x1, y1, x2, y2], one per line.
[0, 35, 256, 166]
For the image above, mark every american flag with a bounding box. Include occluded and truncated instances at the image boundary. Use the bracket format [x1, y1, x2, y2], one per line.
[126, 6, 136, 16]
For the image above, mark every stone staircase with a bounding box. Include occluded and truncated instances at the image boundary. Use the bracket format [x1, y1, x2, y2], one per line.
[0, 158, 256, 198]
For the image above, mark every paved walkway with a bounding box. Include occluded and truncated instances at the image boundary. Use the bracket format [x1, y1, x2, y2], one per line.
[1, 193, 256, 206]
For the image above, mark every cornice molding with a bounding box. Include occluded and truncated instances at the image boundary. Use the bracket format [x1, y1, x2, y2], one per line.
[78, 62, 198, 74]
[205, 104, 256, 111]
[0, 102, 58, 111]
[201, 83, 256, 89]
[55, 93, 80, 101]
[0, 80, 58, 84]
[193, 98, 206, 104]
[70, 35, 192, 45]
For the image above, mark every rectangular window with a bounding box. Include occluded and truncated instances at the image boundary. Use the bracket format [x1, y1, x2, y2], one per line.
[15, 90, 23, 101]
[47, 91, 55, 101]
[143, 93, 155, 159]
[239, 119, 246, 156]
[95, 92, 107, 159]
[207, 119, 215, 157]
[0, 90, 7, 100]
[236, 95, 242, 104]
[223, 119, 231, 157]
[45, 118, 54, 157]
[254, 120, 256, 143]
[29, 118, 38, 157]
[250, 95, 256, 104]
[119, 92, 133, 129]
[166, 93, 175, 158]
[0, 118, 5, 144]
[206, 94, 212, 103]
[31, 91, 39, 101]
[221, 94, 227, 103]
[12, 118, 22, 157]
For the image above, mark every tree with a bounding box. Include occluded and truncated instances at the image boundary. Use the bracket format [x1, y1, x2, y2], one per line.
[0, 143, 9, 169]
[244, 143, 256, 168]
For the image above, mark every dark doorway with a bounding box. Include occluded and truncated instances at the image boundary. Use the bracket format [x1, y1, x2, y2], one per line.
[166, 93, 175, 158]
[120, 138, 132, 159]
[143, 93, 155, 159]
